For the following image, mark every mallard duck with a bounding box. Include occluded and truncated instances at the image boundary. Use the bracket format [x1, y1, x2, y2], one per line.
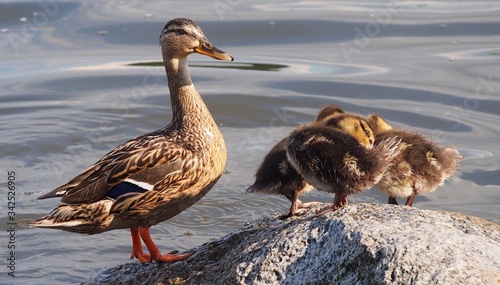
[286, 124, 400, 216]
[367, 114, 464, 206]
[246, 105, 345, 218]
[31, 18, 233, 263]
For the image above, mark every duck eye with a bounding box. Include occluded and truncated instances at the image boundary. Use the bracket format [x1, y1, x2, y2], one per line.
[365, 130, 371, 136]
[177, 29, 187, 35]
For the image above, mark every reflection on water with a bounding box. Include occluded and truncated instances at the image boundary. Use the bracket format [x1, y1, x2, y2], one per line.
[1, 0, 500, 284]
[129, 61, 289, 72]
[461, 169, 500, 186]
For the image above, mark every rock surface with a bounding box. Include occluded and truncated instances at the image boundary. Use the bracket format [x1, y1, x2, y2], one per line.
[86, 203, 500, 285]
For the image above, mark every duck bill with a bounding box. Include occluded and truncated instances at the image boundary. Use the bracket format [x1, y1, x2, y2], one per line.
[195, 40, 234, 61]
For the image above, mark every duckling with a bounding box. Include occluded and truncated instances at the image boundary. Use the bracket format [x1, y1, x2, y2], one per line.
[322, 113, 375, 149]
[31, 18, 233, 262]
[366, 113, 393, 134]
[286, 124, 400, 216]
[246, 105, 345, 218]
[315, 104, 345, 123]
[367, 114, 464, 206]
[247, 108, 377, 217]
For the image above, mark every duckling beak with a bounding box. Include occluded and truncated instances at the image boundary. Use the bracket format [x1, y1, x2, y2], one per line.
[194, 39, 234, 61]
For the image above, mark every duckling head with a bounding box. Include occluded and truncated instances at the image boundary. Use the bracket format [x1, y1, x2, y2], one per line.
[367, 114, 393, 134]
[323, 114, 374, 149]
[315, 104, 345, 123]
[159, 18, 233, 61]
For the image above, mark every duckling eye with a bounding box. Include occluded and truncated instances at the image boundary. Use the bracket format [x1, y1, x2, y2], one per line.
[177, 29, 187, 35]
[365, 130, 371, 137]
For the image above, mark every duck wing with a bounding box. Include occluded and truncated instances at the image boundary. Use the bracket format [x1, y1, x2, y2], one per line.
[37, 135, 183, 205]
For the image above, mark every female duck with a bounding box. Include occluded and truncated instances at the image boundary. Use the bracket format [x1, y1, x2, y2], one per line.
[367, 114, 464, 206]
[32, 18, 233, 263]
[286, 124, 400, 215]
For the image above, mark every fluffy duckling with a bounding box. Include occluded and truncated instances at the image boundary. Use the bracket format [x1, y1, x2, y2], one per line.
[246, 105, 345, 218]
[367, 114, 464, 206]
[286, 124, 400, 216]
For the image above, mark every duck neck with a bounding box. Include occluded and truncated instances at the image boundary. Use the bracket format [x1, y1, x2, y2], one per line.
[166, 57, 192, 88]
[164, 56, 215, 131]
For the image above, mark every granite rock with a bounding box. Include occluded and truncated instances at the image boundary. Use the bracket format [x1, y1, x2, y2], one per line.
[86, 203, 500, 285]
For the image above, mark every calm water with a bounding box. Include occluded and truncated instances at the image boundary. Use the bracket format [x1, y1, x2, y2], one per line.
[1, 0, 500, 284]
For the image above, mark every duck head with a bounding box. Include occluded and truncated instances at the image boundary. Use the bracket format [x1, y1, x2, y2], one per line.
[159, 18, 233, 61]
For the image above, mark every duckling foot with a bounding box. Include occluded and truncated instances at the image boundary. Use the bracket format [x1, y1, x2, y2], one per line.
[281, 199, 321, 219]
[281, 208, 307, 219]
[281, 198, 304, 219]
[405, 193, 416, 207]
[298, 201, 323, 209]
[388, 196, 399, 205]
[314, 204, 342, 216]
[314, 193, 348, 217]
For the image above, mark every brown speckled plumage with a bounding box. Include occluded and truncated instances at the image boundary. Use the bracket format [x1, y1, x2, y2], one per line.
[32, 18, 233, 262]
[368, 114, 464, 206]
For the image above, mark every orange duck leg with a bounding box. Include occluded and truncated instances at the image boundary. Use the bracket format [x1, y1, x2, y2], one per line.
[130, 227, 193, 263]
[130, 228, 151, 262]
